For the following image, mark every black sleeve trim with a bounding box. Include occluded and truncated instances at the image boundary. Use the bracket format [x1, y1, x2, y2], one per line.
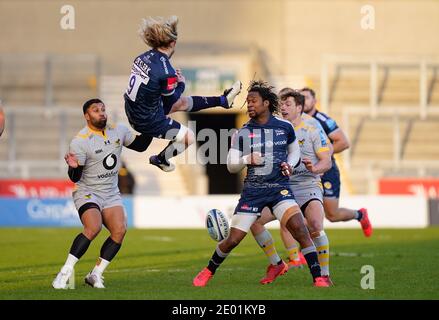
[126, 134, 153, 152]
[68, 165, 84, 183]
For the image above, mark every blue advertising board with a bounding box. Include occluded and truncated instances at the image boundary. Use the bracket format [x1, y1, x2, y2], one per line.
[0, 197, 134, 227]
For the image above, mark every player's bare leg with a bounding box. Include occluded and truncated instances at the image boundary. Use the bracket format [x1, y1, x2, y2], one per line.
[85, 206, 127, 289]
[53, 208, 102, 289]
[324, 197, 372, 237]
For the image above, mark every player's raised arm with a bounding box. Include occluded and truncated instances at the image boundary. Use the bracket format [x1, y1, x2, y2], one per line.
[65, 152, 84, 183]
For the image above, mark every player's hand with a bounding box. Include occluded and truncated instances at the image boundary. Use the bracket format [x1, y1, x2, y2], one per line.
[281, 162, 293, 176]
[176, 69, 185, 83]
[64, 152, 79, 168]
[302, 158, 315, 173]
[246, 152, 265, 165]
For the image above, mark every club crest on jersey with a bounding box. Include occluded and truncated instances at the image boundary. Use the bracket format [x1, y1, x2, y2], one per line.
[115, 139, 121, 146]
[280, 189, 289, 196]
[324, 182, 332, 190]
[299, 139, 305, 146]
[84, 194, 91, 199]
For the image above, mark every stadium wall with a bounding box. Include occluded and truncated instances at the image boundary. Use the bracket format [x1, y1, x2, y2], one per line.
[1, 0, 438, 76]
[0, 195, 429, 228]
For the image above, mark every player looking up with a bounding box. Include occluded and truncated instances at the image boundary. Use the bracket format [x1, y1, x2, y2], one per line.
[52, 99, 149, 289]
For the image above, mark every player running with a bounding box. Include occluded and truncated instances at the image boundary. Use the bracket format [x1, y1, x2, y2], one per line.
[193, 81, 330, 288]
[250, 89, 333, 285]
[124, 16, 242, 172]
[52, 99, 150, 289]
[300, 87, 372, 237]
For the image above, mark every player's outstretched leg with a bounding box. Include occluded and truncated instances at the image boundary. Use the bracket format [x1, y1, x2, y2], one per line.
[185, 80, 242, 112]
[193, 227, 246, 287]
[85, 206, 126, 289]
[222, 80, 243, 109]
[324, 198, 372, 237]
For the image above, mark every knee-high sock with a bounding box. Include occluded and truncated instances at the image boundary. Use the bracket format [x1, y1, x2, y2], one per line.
[158, 140, 186, 163]
[312, 231, 330, 276]
[92, 237, 122, 275]
[287, 242, 300, 262]
[302, 245, 322, 280]
[69, 233, 91, 260]
[254, 229, 282, 265]
[207, 245, 229, 274]
[187, 96, 227, 112]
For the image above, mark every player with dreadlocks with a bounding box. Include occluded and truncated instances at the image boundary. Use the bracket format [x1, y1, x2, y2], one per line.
[192, 80, 330, 287]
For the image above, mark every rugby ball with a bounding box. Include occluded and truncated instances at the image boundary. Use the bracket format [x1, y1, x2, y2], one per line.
[206, 209, 230, 242]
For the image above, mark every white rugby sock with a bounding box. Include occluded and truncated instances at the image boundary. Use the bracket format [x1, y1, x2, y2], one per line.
[64, 254, 79, 269]
[92, 258, 110, 276]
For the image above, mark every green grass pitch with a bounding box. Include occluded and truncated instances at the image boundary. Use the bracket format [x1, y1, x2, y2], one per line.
[0, 227, 438, 299]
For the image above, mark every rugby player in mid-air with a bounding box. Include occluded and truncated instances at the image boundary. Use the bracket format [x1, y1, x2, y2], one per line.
[193, 81, 330, 288]
[124, 16, 242, 172]
[250, 89, 333, 285]
[52, 99, 150, 289]
[300, 87, 372, 237]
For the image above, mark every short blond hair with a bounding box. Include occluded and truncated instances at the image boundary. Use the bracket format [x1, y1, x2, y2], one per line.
[139, 16, 178, 49]
[278, 87, 295, 100]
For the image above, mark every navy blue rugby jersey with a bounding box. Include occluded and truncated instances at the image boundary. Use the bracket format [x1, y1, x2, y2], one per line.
[231, 115, 296, 191]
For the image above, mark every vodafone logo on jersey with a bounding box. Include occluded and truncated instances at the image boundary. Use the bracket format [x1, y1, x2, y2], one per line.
[0, 180, 74, 198]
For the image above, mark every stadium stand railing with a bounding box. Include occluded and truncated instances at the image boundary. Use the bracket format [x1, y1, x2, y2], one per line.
[320, 54, 439, 118]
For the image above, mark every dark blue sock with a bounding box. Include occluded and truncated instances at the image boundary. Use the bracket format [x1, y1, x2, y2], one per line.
[189, 96, 227, 112]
